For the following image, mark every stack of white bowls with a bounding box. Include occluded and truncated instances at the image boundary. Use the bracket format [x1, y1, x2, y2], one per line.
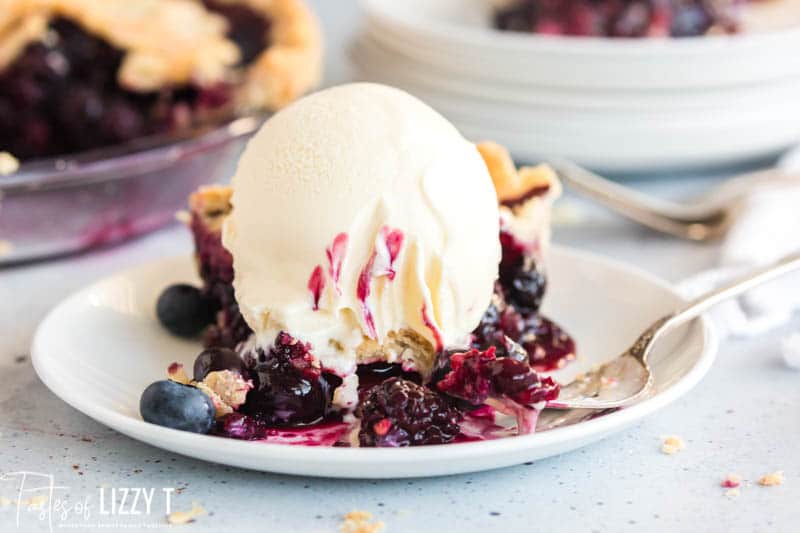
[353, 0, 800, 172]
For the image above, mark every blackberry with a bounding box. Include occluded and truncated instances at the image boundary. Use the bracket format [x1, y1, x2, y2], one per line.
[491, 357, 560, 405]
[436, 347, 559, 406]
[520, 316, 577, 371]
[357, 378, 460, 447]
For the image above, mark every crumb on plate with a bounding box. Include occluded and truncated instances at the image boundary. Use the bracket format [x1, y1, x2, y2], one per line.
[166, 502, 206, 525]
[18, 495, 48, 508]
[758, 471, 784, 487]
[660, 435, 685, 455]
[724, 488, 741, 499]
[721, 473, 742, 488]
[340, 510, 385, 533]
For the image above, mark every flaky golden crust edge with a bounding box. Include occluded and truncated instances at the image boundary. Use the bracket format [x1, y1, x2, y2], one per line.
[235, 0, 323, 112]
[0, 0, 322, 109]
[476, 140, 560, 205]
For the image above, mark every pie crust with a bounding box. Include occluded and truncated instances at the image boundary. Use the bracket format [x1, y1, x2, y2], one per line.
[0, 0, 321, 111]
[477, 141, 557, 205]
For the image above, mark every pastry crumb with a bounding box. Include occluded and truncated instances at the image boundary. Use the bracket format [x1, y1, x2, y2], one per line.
[721, 473, 742, 488]
[758, 471, 784, 487]
[166, 502, 206, 525]
[196, 370, 252, 417]
[340, 510, 385, 533]
[167, 363, 191, 384]
[22, 495, 48, 508]
[0, 151, 19, 175]
[660, 435, 685, 455]
[175, 210, 192, 224]
[0, 240, 13, 258]
[724, 488, 741, 499]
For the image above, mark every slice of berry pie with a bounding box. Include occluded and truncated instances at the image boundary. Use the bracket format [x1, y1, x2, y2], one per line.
[0, 0, 321, 161]
[148, 140, 574, 445]
[143, 84, 576, 447]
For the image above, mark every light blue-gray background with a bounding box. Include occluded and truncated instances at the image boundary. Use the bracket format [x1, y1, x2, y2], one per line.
[1, 1, 797, 531]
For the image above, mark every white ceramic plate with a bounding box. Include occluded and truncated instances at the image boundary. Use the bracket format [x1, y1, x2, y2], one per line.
[32, 247, 717, 478]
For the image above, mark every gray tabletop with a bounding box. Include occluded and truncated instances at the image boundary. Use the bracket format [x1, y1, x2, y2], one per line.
[1, 2, 798, 532]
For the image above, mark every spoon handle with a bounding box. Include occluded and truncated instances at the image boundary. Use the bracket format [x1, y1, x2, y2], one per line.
[663, 251, 800, 332]
[552, 159, 732, 241]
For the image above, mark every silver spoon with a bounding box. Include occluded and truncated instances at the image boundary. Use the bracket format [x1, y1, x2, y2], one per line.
[545, 251, 800, 411]
[551, 159, 800, 241]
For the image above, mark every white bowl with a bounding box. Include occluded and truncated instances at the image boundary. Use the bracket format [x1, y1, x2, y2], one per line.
[357, 31, 800, 112]
[352, 36, 800, 169]
[356, 0, 800, 170]
[362, 0, 800, 89]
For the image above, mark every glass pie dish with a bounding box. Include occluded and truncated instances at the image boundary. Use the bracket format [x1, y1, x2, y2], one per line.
[0, 115, 263, 265]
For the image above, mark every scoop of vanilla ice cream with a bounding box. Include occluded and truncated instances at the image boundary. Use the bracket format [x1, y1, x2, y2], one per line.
[223, 83, 500, 376]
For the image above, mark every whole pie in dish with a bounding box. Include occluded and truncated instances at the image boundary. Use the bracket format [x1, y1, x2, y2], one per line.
[493, 0, 800, 38]
[142, 84, 576, 447]
[0, 0, 321, 162]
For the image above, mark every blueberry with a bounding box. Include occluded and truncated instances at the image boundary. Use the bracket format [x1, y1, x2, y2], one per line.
[139, 380, 216, 433]
[240, 334, 336, 426]
[243, 359, 333, 426]
[156, 284, 216, 338]
[670, 4, 712, 37]
[193, 347, 244, 381]
[507, 266, 546, 313]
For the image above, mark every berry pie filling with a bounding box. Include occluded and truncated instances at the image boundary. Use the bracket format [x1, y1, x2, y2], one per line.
[493, 0, 799, 38]
[142, 84, 576, 447]
[0, 0, 320, 162]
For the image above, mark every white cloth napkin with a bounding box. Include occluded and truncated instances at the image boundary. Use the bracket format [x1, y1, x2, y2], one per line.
[676, 161, 800, 361]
